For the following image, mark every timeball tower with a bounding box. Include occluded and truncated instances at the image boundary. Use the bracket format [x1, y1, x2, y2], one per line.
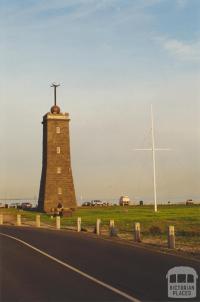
[38, 84, 76, 212]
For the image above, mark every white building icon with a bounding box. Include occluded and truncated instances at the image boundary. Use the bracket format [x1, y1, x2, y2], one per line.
[166, 266, 198, 298]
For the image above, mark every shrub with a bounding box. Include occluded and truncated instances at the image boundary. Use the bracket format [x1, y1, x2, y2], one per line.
[149, 225, 162, 235]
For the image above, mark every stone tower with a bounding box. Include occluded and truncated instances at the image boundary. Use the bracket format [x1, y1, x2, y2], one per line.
[38, 84, 76, 212]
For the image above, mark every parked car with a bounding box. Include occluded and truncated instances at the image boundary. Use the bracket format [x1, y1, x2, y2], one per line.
[9, 203, 20, 209]
[186, 199, 194, 206]
[82, 201, 91, 207]
[119, 196, 130, 206]
[21, 202, 32, 209]
[91, 200, 108, 206]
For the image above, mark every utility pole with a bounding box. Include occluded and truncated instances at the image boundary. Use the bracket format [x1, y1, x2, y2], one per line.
[135, 105, 170, 212]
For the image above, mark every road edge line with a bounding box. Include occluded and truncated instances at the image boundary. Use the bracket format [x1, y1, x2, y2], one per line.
[0, 232, 141, 302]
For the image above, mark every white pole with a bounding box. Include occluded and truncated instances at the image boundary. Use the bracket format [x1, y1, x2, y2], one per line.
[151, 105, 157, 212]
[36, 215, 40, 228]
[17, 214, 21, 226]
[134, 222, 141, 242]
[0, 214, 3, 225]
[56, 216, 60, 229]
[96, 218, 101, 235]
[77, 217, 81, 232]
[134, 105, 170, 213]
[110, 219, 114, 228]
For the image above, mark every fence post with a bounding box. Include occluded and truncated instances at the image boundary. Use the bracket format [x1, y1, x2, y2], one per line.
[0, 214, 3, 225]
[77, 217, 81, 232]
[134, 222, 141, 242]
[96, 218, 101, 235]
[17, 214, 21, 226]
[36, 215, 40, 228]
[168, 225, 175, 249]
[109, 219, 117, 236]
[110, 219, 114, 228]
[56, 216, 60, 230]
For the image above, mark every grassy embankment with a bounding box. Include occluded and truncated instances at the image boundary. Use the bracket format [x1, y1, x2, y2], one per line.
[1, 205, 199, 250]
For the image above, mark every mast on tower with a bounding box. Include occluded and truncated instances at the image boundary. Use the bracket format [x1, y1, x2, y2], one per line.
[50, 83, 61, 114]
[51, 83, 60, 106]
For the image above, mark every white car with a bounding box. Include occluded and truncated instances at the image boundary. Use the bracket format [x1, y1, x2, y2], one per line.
[91, 200, 108, 206]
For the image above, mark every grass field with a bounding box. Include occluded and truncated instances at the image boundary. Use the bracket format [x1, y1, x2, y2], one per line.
[1, 205, 200, 253]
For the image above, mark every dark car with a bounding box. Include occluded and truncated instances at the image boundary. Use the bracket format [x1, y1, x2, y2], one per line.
[21, 202, 32, 209]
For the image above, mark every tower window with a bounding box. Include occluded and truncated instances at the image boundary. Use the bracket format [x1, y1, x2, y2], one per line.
[58, 187, 62, 195]
[57, 147, 61, 154]
[57, 167, 61, 174]
[56, 127, 60, 134]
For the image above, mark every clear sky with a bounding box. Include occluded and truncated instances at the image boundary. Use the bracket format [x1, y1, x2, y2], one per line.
[0, 0, 200, 204]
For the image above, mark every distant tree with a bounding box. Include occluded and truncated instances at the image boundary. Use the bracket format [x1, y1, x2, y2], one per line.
[139, 200, 144, 206]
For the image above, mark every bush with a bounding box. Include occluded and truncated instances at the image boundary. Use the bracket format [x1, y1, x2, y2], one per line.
[149, 225, 162, 235]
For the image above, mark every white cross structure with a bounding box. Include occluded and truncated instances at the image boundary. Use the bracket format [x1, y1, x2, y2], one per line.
[135, 105, 170, 212]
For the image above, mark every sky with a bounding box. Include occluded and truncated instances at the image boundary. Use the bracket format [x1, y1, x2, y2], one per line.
[0, 0, 200, 204]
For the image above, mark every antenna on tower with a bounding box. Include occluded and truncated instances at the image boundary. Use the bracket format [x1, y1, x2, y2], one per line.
[51, 82, 60, 106]
[134, 104, 171, 212]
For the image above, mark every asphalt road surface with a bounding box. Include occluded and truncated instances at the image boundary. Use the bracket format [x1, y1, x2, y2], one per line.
[0, 226, 199, 302]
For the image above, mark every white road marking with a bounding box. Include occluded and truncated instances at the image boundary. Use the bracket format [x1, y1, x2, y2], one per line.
[0, 232, 141, 302]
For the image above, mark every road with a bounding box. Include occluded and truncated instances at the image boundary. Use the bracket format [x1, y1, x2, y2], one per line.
[0, 226, 199, 302]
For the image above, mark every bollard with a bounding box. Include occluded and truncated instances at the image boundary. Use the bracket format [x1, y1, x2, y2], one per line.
[96, 218, 101, 235]
[110, 219, 114, 228]
[36, 215, 40, 228]
[77, 217, 81, 232]
[17, 214, 21, 226]
[134, 222, 141, 242]
[56, 216, 60, 230]
[0, 214, 3, 225]
[168, 225, 175, 249]
[109, 219, 117, 237]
